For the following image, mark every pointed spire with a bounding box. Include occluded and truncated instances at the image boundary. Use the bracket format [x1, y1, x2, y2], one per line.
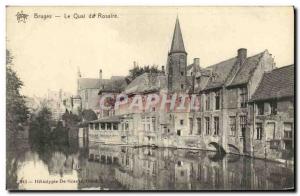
[170, 17, 186, 54]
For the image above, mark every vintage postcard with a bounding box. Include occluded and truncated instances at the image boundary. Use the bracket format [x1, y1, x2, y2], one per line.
[6, 6, 295, 191]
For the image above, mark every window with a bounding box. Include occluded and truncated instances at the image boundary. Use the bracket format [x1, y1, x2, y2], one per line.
[95, 123, 99, 130]
[180, 55, 185, 64]
[229, 116, 236, 136]
[270, 140, 280, 149]
[181, 72, 184, 76]
[101, 123, 105, 130]
[270, 101, 277, 115]
[152, 117, 156, 131]
[181, 171, 185, 176]
[196, 118, 201, 135]
[205, 93, 210, 111]
[113, 123, 118, 130]
[107, 123, 112, 130]
[205, 117, 210, 135]
[177, 130, 181, 136]
[180, 119, 184, 125]
[257, 103, 264, 115]
[125, 122, 129, 130]
[240, 116, 247, 137]
[284, 123, 293, 139]
[265, 122, 275, 141]
[215, 91, 220, 110]
[256, 123, 263, 140]
[214, 117, 219, 135]
[189, 118, 193, 135]
[89, 123, 94, 130]
[240, 87, 248, 108]
[181, 84, 184, 89]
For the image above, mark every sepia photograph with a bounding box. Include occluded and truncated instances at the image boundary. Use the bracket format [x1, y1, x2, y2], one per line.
[6, 6, 295, 191]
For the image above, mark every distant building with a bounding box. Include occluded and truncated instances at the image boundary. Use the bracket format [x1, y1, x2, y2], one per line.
[77, 69, 127, 116]
[46, 89, 72, 120]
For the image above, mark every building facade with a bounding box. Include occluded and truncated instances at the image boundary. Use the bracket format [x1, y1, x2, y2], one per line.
[249, 65, 294, 161]
[86, 18, 294, 162]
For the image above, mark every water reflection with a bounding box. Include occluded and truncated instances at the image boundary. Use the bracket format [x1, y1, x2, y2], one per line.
[7, 138, 294, 190]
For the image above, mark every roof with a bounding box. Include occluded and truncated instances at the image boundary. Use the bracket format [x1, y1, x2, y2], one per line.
[251, 65, 294, 101]
[78, 78, 102, 90]
[170, 18, 186, 54]
[99, 76, 127, 93]
[78, 76, 126, 91]
[227, 52, 264, 87]
[89, 115, 122, 123]
[202, 57, 237, 90]
[124, 72, 167, 94]
[201, 50, 267, 91]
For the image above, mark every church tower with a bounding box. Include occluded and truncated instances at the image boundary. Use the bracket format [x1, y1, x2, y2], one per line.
[167, 17, 187, 93]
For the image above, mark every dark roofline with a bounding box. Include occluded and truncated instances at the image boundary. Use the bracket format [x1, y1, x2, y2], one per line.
[98, 89, 122, 95]
[225, 83, 247, 89]
[250, 95, 294, 102]
[200, 86, 223, 93]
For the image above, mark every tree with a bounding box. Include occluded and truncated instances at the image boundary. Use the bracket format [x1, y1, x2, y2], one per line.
[80, 109, 97, 122]
[6, 50, 29, 143]
[28, 106, 52, 146]
[129, 65, 162, 81]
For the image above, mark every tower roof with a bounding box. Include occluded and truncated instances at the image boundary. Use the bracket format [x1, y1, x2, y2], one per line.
[170, 17, 186, 54]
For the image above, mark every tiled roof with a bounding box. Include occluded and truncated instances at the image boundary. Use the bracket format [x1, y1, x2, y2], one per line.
[251, 65, 294, 101]
[227, 52, 264, 87]
[201, 51, 266, 91]
[203, 57, 237, 90]
[124, 73, 167, 94]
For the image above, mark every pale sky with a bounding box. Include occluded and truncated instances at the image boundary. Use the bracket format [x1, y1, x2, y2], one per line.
[7, 6, 294, 97]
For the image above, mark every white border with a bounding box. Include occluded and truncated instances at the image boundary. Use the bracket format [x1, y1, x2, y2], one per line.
[0, 0, 298, 195]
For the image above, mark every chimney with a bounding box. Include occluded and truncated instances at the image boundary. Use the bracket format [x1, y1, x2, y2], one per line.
[162, 66, 165, 74]
[237, 48, 247, 61]
[99, 69, 102, 80]
[193, 58, 200, 66]
[133, 61, 137, 68]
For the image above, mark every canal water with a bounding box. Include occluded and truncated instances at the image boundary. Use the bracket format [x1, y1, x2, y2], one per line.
[7, 138, 294, 191]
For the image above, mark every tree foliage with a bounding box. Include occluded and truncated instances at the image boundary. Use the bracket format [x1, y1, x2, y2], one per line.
[6, 50, 29, 141]
[129, 65, 162, 81]
[62, 109, 81, 127]
[79, 109, 97, 122]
